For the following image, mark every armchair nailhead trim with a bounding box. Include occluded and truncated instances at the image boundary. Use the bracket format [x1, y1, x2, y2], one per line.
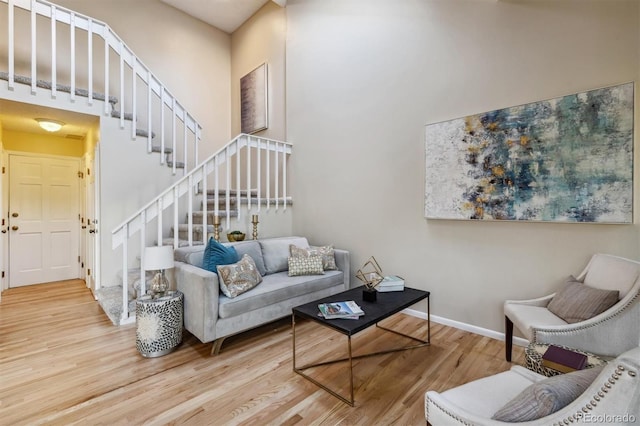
[533, 292, 639, 342]
[427, 398, 473, 426]
[553, 365, 633, 426]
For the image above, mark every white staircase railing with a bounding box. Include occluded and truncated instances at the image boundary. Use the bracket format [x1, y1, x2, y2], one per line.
[112, 134, 292, 324]
[2, 0, 202, 174]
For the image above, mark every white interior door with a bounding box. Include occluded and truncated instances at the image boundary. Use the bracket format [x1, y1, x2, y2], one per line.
[9, 155, 80, 287]
[85, 157, 96, 294]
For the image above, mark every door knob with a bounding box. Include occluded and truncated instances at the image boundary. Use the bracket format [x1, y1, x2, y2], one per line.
[11, 212, 18, 217]
[11, 226, 19, 231]
[89, 229, 96, 234]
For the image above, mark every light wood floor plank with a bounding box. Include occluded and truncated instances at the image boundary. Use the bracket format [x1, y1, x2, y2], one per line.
[0, 280, 524, 425]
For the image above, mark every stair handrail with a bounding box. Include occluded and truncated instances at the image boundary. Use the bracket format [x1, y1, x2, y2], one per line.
[2, 0, 202, 172]
[111, 133, 292, 324]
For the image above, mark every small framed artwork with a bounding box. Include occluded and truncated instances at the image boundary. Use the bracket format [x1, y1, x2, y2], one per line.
[240, 63, 268, 134]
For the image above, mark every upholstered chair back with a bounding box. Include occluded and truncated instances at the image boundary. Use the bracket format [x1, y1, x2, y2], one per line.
[576, 254, 640, 299]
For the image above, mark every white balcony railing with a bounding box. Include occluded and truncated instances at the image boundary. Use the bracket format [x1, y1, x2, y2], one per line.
[2, 0, 202, 174]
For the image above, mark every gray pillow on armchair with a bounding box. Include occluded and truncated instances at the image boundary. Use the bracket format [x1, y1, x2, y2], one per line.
[547, 277, 619, 323]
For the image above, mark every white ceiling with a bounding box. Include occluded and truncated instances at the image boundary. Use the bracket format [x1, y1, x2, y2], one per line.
[160, 0, 285, 34]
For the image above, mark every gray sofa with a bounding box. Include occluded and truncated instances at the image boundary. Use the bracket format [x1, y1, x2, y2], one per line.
[174, 236, 350, 354]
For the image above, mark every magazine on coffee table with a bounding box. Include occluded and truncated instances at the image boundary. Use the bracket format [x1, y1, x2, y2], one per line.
[318, 301, 364, 319]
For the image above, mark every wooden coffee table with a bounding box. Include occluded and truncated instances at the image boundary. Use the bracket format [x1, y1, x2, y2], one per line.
[292, 286, 430, 406]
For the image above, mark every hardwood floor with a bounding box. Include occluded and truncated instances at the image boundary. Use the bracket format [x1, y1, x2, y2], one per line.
[0, 280, 524, 425]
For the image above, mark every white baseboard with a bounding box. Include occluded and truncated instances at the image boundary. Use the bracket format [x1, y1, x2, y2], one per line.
[403, 308, 529, 348]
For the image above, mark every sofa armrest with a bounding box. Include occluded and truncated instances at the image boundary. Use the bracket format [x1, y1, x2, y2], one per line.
[175, 260, 220, 344]
[334, 248, 351, 289]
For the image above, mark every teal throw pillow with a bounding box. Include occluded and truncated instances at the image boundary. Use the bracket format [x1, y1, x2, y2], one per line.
[202, 238, 239, 274]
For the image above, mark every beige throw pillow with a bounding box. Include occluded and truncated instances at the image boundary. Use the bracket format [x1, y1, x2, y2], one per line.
[289, 244, 337, 270]
[217, 254, 263, 298]
[288, 255, 324, 276]
[547, 277, 619, 323]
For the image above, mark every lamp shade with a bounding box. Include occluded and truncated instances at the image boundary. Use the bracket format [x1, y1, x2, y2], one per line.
[144, 246, 174, 271]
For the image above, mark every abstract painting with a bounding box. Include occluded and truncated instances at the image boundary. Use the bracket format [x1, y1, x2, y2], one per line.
[240, 63, 268, 134]
[425, 82, 633, 223]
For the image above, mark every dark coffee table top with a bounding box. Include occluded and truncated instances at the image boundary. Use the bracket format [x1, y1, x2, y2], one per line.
[292, 286, 429, 336]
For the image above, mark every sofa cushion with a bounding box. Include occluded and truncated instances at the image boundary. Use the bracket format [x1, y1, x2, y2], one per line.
[202, 238, 239, 274]
[260, 236, 309, 274]
[217, 254, 263, 298]
[547, 277, 619, 323]
[491, 365, 603, 422]
[226, 240, 267, 276]
[174, 245, 206, 267]
[290, 244, 337, 271]
[218, 270, 344, 318]
[288, 255, 324, 276]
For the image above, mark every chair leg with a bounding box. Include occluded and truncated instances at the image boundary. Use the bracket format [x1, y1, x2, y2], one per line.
[505, 316, 514, 362]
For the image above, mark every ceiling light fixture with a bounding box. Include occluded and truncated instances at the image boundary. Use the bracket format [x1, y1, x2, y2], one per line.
[35, 118, 65, 132]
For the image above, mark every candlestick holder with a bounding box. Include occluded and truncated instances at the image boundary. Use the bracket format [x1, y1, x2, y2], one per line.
[213, 216, 221, 241]
[251, 214, 259, 240]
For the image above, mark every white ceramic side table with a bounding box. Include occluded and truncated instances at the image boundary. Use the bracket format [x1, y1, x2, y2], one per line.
[135, 290, 183, 357]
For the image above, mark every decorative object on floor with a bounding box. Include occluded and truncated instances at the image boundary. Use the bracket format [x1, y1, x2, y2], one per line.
[135, 290, 184, 358]
[251, 214, 259, 240]
[227, 230, 245, 242]
[240, 63, 268, 134]
[425, 346, 640, 425]
[143, 245, 174, 297]
[425, 82, 633, 223]
[213, 215, 221, 241]
[525, 343, 607, 377]
[504, 253, 640, 362]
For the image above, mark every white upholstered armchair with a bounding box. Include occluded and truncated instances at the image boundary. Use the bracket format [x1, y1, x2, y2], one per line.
[504, 253, 640, 361]
[425, 346, 640, 425]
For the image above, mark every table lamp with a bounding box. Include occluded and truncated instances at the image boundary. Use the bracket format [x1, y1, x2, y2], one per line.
[144, 245, 174, 297]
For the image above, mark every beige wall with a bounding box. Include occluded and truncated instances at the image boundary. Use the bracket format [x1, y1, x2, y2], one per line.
[286, 0, 640, 333]
[3, 129, 85, 157]
[231, 2, 287, 140]
[46, 0, 232, 158]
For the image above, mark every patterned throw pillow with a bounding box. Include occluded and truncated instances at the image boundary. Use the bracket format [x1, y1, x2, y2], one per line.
[217, 254, 263, 298]
[202, 238, 239, 274]
[491, 365, 603, 422]
[547, 276, 619, 323]
[289, 244, 337, 270]
[288, 255, 324, 276]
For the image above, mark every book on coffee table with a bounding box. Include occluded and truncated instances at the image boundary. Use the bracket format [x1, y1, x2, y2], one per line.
[542, 345, 588, 373]
[318, 301, 364, 319]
